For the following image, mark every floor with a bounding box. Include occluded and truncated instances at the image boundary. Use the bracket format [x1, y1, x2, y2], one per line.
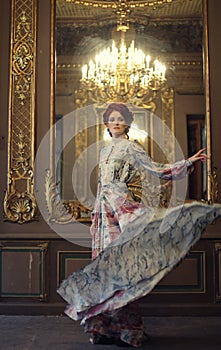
[0, 315, 220, 350]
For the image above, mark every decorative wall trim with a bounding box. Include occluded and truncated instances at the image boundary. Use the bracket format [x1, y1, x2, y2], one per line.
[0, 241, 48, 298]
[50, 0, 214, 223]
[57, 250, 91, 285]
[203, 0, 215, 204]
[152, 251, 206, 294]
[209, 167, 219, 204]
[4, 0, 38, 223]
[215, 243, 221, 302]
[45, 170, 92, 223]
[161, 87, 175, 160]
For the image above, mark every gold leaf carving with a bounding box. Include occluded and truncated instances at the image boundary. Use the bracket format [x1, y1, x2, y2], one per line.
[208, 167, 219, 204]
[38, 242, 49, 252]
[12, 11, 34, 105]
[5, 0, 37, 223]
[45, 170, 91, 223]
[4, 132, 37, 224]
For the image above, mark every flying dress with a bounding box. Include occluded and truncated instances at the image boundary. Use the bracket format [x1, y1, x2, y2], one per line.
[57, 138, 221, 346]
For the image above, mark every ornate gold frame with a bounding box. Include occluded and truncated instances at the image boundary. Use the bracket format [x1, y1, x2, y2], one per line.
[4, 0, 37, 223]
[45, 0, 217, 224]
[203, 0, 218, 204]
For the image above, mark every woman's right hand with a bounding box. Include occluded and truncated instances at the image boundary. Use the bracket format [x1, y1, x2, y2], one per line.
[188, 148, 207, 164]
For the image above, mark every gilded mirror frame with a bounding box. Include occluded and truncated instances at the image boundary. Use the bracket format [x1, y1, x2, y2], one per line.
[3, 0, 217, 225]
[48, 0, 217, 223]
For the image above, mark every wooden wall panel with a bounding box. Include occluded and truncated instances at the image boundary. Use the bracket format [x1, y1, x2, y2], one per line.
[153, 251, 205, 294]
[57, 250, 91, 285]
[0, 242, 48, 298]
[215, 243, 221, 302]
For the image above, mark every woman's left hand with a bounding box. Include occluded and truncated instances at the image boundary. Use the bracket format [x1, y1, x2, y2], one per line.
[188, 148, 207, 164]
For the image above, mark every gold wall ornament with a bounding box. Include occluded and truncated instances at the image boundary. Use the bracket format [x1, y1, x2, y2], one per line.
[45, 170, 91, 224]
[4, 132, 37, 224]
[208, 167, 219, 204]
[13, 11, 34, 105]
[75, 80, 159, 110]
[38, 242, 49, 253]
[4, 0, 37, 224]
[65, 0, 179, 9]
[161, 87, 175, 159]
[203, 0, 214, 205]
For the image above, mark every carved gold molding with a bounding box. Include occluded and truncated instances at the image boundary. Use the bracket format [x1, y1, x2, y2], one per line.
[203, 0, 219, 204]
[50, 0, 216, 223]
[208, 167, 219, 205]
[161, 87, 175, 159]
[4, 0, 37, 223]
[65, 0, 181, 9]
[57, 59, 202, 70]
[45, 170, 91, 223]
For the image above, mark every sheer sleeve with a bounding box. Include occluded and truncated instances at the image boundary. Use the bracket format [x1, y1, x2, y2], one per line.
[129, 140, 194, 181]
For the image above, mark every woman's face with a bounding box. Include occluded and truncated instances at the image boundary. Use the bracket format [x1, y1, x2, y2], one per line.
[107, 111, 128, 138]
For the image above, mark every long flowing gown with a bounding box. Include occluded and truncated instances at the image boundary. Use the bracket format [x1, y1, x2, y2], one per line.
[57, 138, 221, 347]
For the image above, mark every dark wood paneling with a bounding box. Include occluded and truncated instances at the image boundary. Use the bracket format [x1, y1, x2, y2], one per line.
[0, 238, 220, 316]
[208, 0, 221, 203]
[0, 241, 48, 298]
[214, 243, 221, 302]
[57, 250, 91, 285]
[153, 251, 205, 294]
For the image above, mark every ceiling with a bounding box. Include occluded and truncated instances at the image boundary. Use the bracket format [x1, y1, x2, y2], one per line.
[56, 0, 202, 25]
[55, 0, 204, 96]
[56, 0, 203, 56]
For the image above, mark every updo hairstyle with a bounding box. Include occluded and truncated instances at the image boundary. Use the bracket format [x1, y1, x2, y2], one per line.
[103, 103, 133, 138]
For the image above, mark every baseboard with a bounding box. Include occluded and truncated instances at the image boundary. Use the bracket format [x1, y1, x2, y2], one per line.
[0, 301, 221, 316]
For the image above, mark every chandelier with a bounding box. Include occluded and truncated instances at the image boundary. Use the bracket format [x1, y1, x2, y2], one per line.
[76, 0, 167, 106]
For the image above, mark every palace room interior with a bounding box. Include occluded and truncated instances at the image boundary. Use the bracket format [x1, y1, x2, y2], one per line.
[0, 0, 221, 322]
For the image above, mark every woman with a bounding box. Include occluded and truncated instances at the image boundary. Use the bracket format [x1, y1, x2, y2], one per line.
[58, 103, 221, 348]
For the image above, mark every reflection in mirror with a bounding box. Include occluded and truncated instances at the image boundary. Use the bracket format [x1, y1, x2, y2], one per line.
[54, 0, 206, 220]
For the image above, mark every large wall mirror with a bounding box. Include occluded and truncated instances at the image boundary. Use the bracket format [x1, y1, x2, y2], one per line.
[50, 0, 213, 222]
